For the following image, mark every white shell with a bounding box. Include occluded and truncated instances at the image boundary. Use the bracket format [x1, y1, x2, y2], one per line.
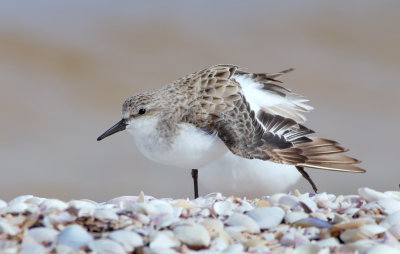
[315, 237, 340, 248]
[376, 199, 400, 214]
[0, 219, 19, 236]
[389, 224, 400, 240]
[201, 219, 225, 237]
[56, 225, 93, 250]
[278, 195, 299, 209]
[0, 200, 7, 209]
[284, 211, 309, 224]
[5, 203, 30, 214]
[173, 223, 211, 248]
[68, 200, 97, 214]
[213, 201, 235, 216]
[358, 188, 389, 202]
[20, 244, 46, 254]
[380, 210, 400, 228]
[8, 195, 34, 206]
[40, 199, 68, 212]
[384, 191, 400, 201]
[298, 197, 318, 213]
[246, 207, 284, 229]
[150, 230, 180, 249]
[293, 243, 321, 254]
[108, 230, 143, 251]
[26, 227, 58, 245]
[269, 193, 286, 206]
[222, 244, 244, 254]
[94, 209, 119, 220]
[280, 232, 309, 247]
[105, 196, 140, 207]
[364, 244, 400, 254]
[225, 213, 260, 234]
[88, 239, 125, 254]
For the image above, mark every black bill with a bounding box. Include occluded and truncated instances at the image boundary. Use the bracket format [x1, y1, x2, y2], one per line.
[97, 119, 127, 141]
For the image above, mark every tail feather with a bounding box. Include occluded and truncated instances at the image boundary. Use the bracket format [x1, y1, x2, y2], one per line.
[297, 163, 365, 173]
[272, 137, 365, 173]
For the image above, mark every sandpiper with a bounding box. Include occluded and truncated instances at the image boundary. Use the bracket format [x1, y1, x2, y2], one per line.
[97, 64, 365, 198]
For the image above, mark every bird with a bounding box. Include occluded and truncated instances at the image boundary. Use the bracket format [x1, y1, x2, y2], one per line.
[97, 64, 365, 198]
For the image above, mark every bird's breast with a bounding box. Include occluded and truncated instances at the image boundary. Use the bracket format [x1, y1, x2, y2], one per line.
[126, 118, 228, 169]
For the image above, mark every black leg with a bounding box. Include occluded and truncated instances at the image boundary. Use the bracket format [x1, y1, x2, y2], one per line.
[191, 169, 199, 199]
[296, 166, 318, 193]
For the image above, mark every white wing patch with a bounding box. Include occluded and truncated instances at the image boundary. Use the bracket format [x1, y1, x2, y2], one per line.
[235, 75, 313, 123]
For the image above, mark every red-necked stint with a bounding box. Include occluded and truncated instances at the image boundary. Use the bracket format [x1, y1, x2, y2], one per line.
[97, 65, 365, 198]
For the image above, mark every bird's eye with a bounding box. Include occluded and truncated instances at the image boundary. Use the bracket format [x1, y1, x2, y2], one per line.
[138, 108, 146, 115]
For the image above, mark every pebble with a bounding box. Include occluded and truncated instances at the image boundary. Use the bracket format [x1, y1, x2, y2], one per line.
[0, 188, 399, 253]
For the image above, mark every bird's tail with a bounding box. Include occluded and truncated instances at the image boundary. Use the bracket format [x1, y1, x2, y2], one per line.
[293, 137, 365, 173]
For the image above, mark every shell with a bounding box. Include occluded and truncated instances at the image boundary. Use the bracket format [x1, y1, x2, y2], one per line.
[21, 244, 46, 254]
[358, 188, 389, 202]
[315, 237, 340, 248]
[150, 230, 180, 249]
[8, 195, 34, 206]
[222, 244, 244, 254]
[376, 199, 400, 214]
[201, 219, 225, 238]
[108, 230, 143, 251]
[213, 200, 235, 216]
[280, 232, 310, 247]
[225, 213, 260, 234]
[94, 208, 119, 220]
[88, 239, 125, 254]
[298, 197, 318, 213]
[380, 210, 400, 228]
[56, 224, 93, 250]
[105, 196, 140, 207]
[284, 211, 309, 224]
[384, 191, 400, 201]
[40, 199, 68, 212]
[279, 195, 299, 209]
[364, 244, 400, 254]
[26, 227, 58, 245]
[388, 224, 400, 240]
[293, 243, 321, 254]
[246, 207, 284, 230]
[173, 223, 211, 248]
[293, 218, 332, 228]
[0, 200, 7, 209]
[334, 218, 372, 230]
[0, 219, 19, 236]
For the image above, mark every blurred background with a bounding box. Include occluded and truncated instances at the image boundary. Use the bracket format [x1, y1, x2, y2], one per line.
[1, 1, 399, 202]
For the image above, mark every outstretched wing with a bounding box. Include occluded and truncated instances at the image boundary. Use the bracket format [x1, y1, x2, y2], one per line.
[235, 69, 313, 123]
[182, 64, 364, 174]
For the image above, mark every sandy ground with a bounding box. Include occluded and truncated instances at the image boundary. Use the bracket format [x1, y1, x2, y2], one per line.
[0, 1, 399, 201]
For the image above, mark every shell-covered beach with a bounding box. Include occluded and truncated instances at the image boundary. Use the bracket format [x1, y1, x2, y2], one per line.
[1, 188, 400, 253]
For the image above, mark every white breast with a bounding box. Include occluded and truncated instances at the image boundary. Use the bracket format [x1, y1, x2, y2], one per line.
[126, 117, 228, 169]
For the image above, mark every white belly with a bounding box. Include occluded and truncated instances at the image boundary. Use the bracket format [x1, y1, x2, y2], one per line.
[126, 118, 228, 169]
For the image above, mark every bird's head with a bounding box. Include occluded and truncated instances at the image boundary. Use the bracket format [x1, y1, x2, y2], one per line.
[97, 92, 160, 141]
